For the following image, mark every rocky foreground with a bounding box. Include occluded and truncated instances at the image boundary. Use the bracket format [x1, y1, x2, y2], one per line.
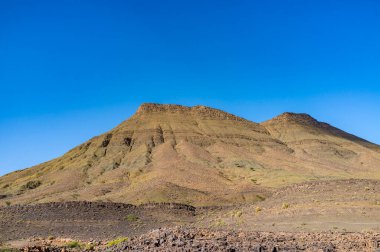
[16, 227, 380, 252]
[108, 227, 380, 252]
[1, 201, 380, 251]
[0, 201, 195, 242]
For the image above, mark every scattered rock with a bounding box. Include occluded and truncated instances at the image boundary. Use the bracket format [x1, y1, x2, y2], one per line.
[105, 227, 380, 252]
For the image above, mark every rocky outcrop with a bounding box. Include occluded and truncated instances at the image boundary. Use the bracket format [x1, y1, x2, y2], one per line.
[264, 112, 320, 126]
[136, 103, 248, 122]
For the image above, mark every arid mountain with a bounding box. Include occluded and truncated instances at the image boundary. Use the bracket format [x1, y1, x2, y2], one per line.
[1, 103, 379, 206]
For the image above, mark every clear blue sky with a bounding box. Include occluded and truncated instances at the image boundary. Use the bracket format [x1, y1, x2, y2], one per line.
[1, 0, 380, 176]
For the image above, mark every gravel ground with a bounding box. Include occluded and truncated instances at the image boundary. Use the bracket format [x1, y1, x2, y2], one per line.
[0, 201, 195, 242]
[1, 201, 380, 251]
[107, 227, 380, 252]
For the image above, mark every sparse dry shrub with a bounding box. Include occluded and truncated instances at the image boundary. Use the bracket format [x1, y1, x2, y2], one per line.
[65, 241, 82, 248]
[84, 243, 95, 250]
[21, 180, 41, 191]
[107, 237, 128, 247]
[125, 214, 138, 221]
[215, 219, 226, 227]
[282, 203, 290, 209]
[256, 195, 265, 201]
[235, 211, 242, 218]
[71, 193, 80, 199]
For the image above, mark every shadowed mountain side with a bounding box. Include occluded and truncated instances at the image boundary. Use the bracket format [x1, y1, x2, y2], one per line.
[1, 104, 380, 206]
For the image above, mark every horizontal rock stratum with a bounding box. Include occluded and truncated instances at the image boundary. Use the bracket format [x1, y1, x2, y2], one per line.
[1, 103, 379, 206]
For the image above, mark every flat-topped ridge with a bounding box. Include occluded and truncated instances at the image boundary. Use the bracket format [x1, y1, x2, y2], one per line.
[135, 103, 248, 122]
[136, 103, 191, 114]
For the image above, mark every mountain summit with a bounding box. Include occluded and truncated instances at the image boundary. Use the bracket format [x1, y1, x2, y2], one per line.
[1, 104, 379, 206]
[135, 103, 247, 121]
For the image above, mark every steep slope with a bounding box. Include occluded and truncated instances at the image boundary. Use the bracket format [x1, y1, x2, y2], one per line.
[0, 104, 379, 206]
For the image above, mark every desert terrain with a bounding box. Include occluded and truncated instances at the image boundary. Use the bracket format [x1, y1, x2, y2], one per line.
[1, 104, 379, 251]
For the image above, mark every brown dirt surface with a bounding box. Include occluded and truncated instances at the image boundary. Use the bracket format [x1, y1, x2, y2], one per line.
[0, 201, 195, 242]
[196, 179, 380, 234]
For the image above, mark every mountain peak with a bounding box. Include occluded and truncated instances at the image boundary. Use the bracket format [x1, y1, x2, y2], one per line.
[265, 112, 319, 126]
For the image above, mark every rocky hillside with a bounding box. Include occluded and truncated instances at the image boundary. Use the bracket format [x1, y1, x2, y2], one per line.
[1, 103, 379, 206]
